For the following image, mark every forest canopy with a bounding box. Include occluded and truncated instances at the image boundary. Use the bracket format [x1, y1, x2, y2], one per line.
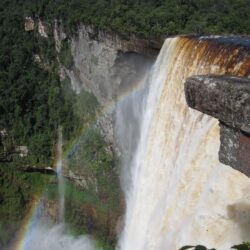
[18, 0, 250, 38]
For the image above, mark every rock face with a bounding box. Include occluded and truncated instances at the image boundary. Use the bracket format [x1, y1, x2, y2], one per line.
[220, 123, 250, 176]
[185, 75, 250, 133]
[54, 21, 159, 146]
[185, 75, 250, 176]
[54, 22, 159, 106]
[38, 20, 48, 38]
[24, 17, 34, 31]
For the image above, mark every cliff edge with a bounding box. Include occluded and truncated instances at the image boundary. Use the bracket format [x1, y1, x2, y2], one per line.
[185, 75, 250, 176]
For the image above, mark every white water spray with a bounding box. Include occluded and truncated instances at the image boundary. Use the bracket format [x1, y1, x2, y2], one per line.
[56, 127, 65, 223]
[24, 224, 95, 250]
[21, 128, 96, 250]
[117, 37, 250, 250]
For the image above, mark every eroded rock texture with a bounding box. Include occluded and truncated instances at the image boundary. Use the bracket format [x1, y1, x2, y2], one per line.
[185, 75, 250, 176]
[54, 21, 160, 105]
[185, 75, 250, 133]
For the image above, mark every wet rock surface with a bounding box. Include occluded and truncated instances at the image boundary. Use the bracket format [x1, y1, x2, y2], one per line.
[185, 75, 250, 176]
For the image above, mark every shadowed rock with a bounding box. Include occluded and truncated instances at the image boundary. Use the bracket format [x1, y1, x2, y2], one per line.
[220, 123, 250, 177]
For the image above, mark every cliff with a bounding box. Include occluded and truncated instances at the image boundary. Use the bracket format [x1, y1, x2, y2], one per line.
[19, 17, 159, 171]
[19, 18, 159, 246]
[52, 21, 160, 149]
[185, 75, 250, 176]
[54, 21, 159, 106]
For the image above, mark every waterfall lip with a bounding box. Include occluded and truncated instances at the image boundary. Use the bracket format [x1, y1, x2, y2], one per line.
[163, 35, 250, 49]
[196, 35, 250, 47]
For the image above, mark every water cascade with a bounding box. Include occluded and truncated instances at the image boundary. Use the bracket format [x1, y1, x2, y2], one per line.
[13, 128, 96, 250]
[56, 127, 65, 223]
[117, 37, 250, 250]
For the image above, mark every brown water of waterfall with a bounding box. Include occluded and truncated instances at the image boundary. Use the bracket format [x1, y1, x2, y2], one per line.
[117, 36, 250, 250]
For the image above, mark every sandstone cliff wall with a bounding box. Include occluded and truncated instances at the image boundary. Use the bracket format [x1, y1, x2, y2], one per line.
[54, 21, 160, 106]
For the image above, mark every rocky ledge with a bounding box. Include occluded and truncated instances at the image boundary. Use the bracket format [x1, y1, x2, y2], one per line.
[185, 75, 250, 176]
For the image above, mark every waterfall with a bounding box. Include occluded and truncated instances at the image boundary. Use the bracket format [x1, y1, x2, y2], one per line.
[56, 127, 65, 223]
[18, 128, 96, 250]
[117, 37, 250, 250]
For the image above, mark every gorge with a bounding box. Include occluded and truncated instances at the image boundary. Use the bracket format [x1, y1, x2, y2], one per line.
[1, 2, 250, 250]
[13, 35, 250, 250]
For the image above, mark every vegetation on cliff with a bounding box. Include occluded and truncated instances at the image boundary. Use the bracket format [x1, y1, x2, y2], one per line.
[63, 91, 122, 248]
[46, 175, 122, 249]
[0, 164, 49, 247]
[21, 0, 250, 38]
[58, 39, 74, 69]
[0, 2, 122, 245]
[0, 81, 121, 249]
[0, 1, 80, 165]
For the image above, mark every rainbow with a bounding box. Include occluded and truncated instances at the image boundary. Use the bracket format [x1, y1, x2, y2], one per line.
[64, 76, 147, 155]
[12, 196, 42, 250]
[10, 77, 147, 250]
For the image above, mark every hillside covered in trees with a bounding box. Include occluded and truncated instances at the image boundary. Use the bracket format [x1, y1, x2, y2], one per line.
[0, 0, 82, 164]
[20, 0, 250, 37]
